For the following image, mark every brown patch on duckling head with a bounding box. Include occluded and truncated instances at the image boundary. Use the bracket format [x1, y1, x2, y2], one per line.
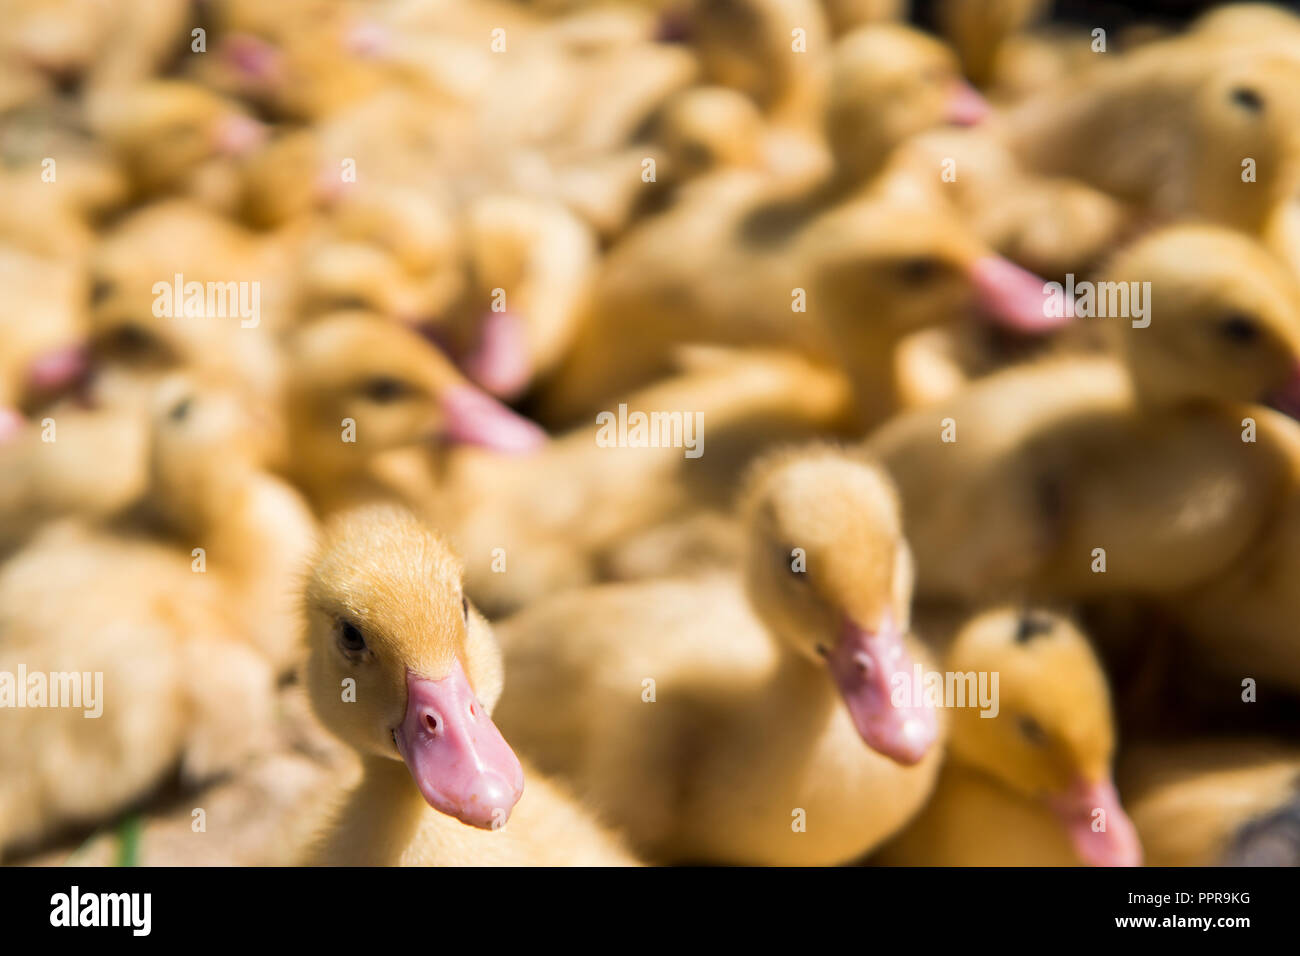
[739, 445, 938, 764]
[944, 607, 1141, 866]
[827, 23, 988, 185]
[285, 312, 546, 474]
[303, 505, 522, 828]
[1100, 225, 1300, 414]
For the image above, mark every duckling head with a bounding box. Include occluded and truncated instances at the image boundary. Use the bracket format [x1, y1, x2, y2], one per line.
[286, 312, 547, 470]
[304, 506, 524, 829]
[1188, 54, 1300, 230]
[945, 607, 1141, 867]
[1100, 225, 1300, 415]
[740, 445, 937, 765]
[799, 194, 1067, 365]
[826, 23, 989, 186]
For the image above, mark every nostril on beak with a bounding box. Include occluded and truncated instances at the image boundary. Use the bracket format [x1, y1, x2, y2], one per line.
[423, 711, 443, 735]
[853, 652, 874, 677]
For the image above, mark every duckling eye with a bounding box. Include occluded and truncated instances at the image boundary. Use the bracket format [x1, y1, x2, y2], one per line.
[1018, 715, 1048, 746]
[89, 278, 116, 306]
[1229, 86, 1264, 113]
[337, 619, 367, 654]
[895, 257, 943, 285]
[461, 595, 470, 622]
[168, 396, 195, 422]
[1216, 314, 1261, 345]
[362, 376, 412, 403]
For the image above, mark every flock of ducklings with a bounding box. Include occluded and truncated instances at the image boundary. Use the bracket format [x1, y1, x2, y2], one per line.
[2, 0, 1300, 867]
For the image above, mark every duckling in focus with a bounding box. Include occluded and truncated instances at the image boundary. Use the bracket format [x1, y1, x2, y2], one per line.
[876, 606, 1141, 866]
[301, 505, 637, 865]
[494, 446, 944, 864]
[1119, 739, 1300, 866]
[0, 378, 300, 859]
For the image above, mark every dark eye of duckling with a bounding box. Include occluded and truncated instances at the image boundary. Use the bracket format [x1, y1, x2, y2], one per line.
[1018, 715, 1048, 746]
[1217, 314, 1261, 345]
[168, 396, 194, 423]
[1229, 86, 1264, 113]
[1014, 613, 1055, 644]
[362, 376, 411, 403]
[106, 323, 155, 357]
[895, 257, 943, 285]
[338, 619, 367, 654]
[462, 595, 470, 622]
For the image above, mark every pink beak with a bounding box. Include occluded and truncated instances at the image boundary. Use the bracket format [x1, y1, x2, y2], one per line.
[0, 407, 24, 444]
[460, 311, 533, 400]
[26, 344, 90, 395]
[945, 81, 991, 126]
[221, 34, 285, 86]
[439, 384, 548, 454]
[825, 617, 938, 765]
[1265, 363, 1300, 421]
[393, 664, 525, 830]
[212, 114, 268, 158]
[969, 256, 1073, 333]
[1048, 776, 1143, 867]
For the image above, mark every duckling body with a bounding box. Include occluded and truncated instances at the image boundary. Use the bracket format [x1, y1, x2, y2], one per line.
[495, 447, 944, 864]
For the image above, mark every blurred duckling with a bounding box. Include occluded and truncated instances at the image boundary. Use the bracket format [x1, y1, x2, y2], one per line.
[1006, 34, 1300, 237]
[1119, 738, 1300, 866]
[301, 505, 637, 865]
[0, 378, 299, 860]
[867, 225, 1300, 603]
[876, 606, 1141, 866]
[494, 446, 944, 864]
[540, 181, 1062, 426]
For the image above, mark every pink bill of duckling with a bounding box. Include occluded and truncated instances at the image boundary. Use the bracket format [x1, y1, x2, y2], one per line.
[825, 616, 939, 766]
[394, 663, 526, 830]
[969, 256, 1075, 333]
[440, 384, 548, 454]
[1048, 776, 1143, 867]
[460, 311, 533, 401]
[946, 81, 991, 126]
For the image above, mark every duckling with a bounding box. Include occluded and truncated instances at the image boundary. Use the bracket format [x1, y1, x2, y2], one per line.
[934, 0, 1049, 91]
[539, 181, 1063, 427]
[493, 445, 943, 864]
[301, 505, 637, 865]
[825, 23, 990, 191]
[282, 311, 547, 515]
[442, 193, 597, 399]
[866, 225, 1300, 603]
[0, 378, 298, 859]
[0, 247, 87, 413]
[1119, 739, 1300, 866]
[1006, 35, 1300, 236]
[876, 606, 1141, 866]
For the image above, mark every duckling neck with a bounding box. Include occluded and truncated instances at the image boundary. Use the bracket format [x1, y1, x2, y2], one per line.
[314, 755, 430, 866]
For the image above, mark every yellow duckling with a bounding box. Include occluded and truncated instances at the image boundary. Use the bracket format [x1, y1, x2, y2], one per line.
[300, 505, 637, 865]
[877, 606, 1141, 866]
[494, 445, 944, 864]
[0, 377, 304, 860]
[541, 181, 1063, 427]
[867, 225, 1300, 603]
[1120, 738, 1300, 866]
